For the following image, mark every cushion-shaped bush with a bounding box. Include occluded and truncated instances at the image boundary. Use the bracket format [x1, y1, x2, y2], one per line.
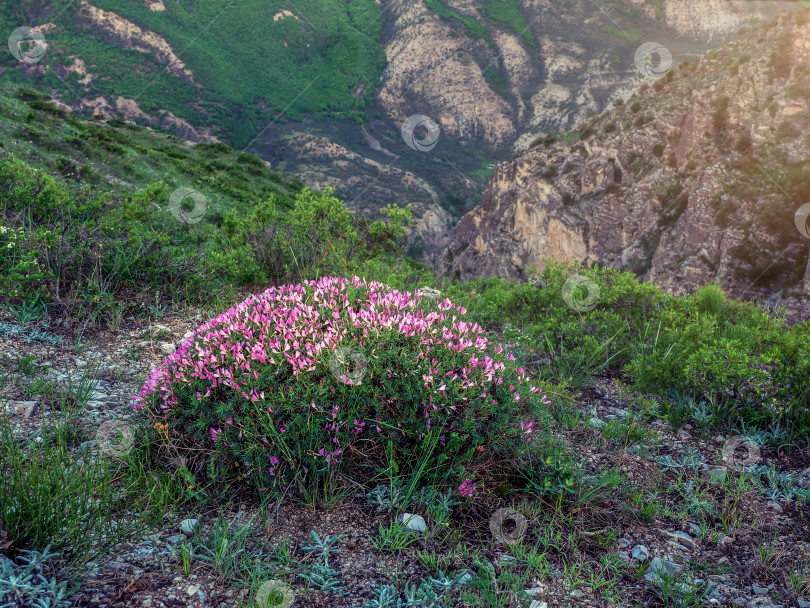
[134, 276, 551, 496]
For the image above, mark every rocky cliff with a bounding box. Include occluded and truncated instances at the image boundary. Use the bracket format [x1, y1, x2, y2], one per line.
[441, 10, 810, 320]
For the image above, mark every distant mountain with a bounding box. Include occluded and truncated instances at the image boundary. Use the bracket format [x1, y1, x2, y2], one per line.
[441, 9, 810, 321]
[1, 0, 803, 264]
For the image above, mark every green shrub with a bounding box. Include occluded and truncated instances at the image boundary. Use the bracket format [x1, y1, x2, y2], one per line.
[135, 277, 555, 500]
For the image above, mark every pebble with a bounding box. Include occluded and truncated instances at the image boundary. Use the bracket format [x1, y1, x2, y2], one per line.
[751, 584, 774, 595]
[569, 589, 584, 598]
[643, 557, 682, 584]
[797, 599, 810, 608]
[766, 501, 783, 513]
[529, 602, 548, 608]
[185, 585, 199, 597]
[398, 513, 427, 532]
[4, 400, 38, 419]
[688, 523, 702, 536]
[666, 531, 697, 550]
[159, 342, 176, 355]
[617, 538, 631, 549]
[676, 428, 692, 439]
[180, 519, 198, 537]
[588, 417, 605, 429]
[705, 467, 727, 483]
[631, 545, 650, 561]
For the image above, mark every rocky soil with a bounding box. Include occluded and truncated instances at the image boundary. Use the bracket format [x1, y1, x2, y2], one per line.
[3, 310, 809, 608]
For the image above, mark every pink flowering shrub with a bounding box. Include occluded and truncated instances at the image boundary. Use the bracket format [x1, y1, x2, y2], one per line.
[134, 276, 551, 496]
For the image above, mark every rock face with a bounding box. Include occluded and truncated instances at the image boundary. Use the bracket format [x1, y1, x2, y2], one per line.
[441, 11, 810, 320]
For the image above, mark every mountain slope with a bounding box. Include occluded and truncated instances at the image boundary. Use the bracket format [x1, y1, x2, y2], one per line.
[1, 0, 803, 265]
[441, 9, 810, 320]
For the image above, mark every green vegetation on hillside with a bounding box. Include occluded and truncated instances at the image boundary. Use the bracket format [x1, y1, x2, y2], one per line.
[0, 0, 386, 146]
[423, 0, 488, 40]
[483, 0, 536, 47]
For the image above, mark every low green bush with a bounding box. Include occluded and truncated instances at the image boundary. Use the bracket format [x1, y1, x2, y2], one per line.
[134, 277, 555, 501]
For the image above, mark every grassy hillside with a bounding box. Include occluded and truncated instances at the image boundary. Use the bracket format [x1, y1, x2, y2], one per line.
[0, 0, 386, 146]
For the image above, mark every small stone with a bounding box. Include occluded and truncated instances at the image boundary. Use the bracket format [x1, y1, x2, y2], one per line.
[677, 429, 692, 439]
[142, 600, 152, 608]
[5, 400, 38, 419]
[185, 585, 199, 597]
[705, 467, 727, 483]
[398, 513, 427, 532]
[588, 417, 605, 429]
[159, 342, 176, 355]
[569, 589, 585, 598]
[617, 538, 631, 549]
[747, 597, 782, 608]
[766, 501, 783, 513]
[796, 598, 810, 608]
[644, 557, 682, 584]
[529, 602, 548, 608]
[632, 545, 650, 561]
[179, 519, 198, 536]
[524, 587, 544, 598]
[183, 330, 194, 340]
[666, 531, 697, 550]
[751, 584, 771, 595]
[688, 523, 702, 536]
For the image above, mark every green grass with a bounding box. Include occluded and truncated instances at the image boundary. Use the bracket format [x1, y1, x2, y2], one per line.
[602, 25, 642, 43]
[424, 0, 489, 40]
[0, 0, 386, 147]
[483, 0, 536, 48]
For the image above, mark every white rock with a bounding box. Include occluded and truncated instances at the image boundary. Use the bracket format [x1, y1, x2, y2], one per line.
[179, 518, 198, 536]
[159, 342, 176, 355]
[398, 513, 427, 532]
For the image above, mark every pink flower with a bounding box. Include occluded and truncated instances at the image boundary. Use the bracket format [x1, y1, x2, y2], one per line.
[458, 479, 477, 498]
[519, 421, 533, 443]
[210, 427, 223, 442]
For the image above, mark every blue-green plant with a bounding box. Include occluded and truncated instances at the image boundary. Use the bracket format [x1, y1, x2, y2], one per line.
[0, 547, 72, 608]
